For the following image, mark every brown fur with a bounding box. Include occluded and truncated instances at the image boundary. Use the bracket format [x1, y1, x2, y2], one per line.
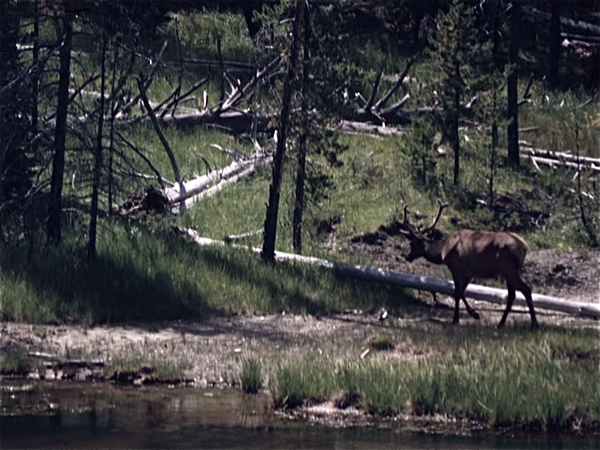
[401, 208, 538, 328]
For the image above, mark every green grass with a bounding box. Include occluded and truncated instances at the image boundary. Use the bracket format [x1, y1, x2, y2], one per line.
[0, 219, 409, 324]
[2, 84, 597, 322]
[240, 357, 263, 394]
[122, 124, 253, 184]
[158, 9, 254, 62]
[274, 357, 337, 409]
[0, 348, 42, 375]
[270, 327, 600, 431]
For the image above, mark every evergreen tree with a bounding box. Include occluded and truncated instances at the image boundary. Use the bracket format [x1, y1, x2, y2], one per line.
[427, 0, 479, 187]
[0, 0, 35, 237]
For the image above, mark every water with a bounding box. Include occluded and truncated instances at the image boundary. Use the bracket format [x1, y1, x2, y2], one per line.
[0, 380, 597, 449]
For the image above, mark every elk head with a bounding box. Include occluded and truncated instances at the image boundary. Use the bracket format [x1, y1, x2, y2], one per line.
[399, 200, 448, 264]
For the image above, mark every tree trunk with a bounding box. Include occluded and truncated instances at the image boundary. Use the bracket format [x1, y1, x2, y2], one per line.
[32, 0, 39, 145]
[412, 14, 423, 46]
[452, 65, 460, 186]
[293, 6, 310, 254]
[137, 77, 186, 211]
[262, 0, 305, 262]
[489, 118, 498, 207]
[548, 0, 561, 89]
[507, 0, 520, 168]
[88, 30, 107, 261]
[492, 0, 501, 72]
[108, 45, 118, 215]
[47, 11, 73, 245]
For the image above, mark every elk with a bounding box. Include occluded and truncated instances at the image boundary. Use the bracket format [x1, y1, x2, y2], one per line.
[399, 200, 539, 329]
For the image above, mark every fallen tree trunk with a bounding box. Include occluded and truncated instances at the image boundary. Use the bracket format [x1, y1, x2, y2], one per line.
[337, 120, 404, 136]
[521, 143, 600, 166]
[121, 110, 272, 134]
[192, 165, 257, 204]
[164, 154, 271, 205]
[530, 155, 600, 172]
[164, 158, 252, 202]
[498, 145, 600, 172]
[179, 228, 600, 320]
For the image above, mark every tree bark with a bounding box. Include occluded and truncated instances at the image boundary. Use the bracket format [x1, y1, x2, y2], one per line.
[489, 117, 498, 207]
[507, 0, 520, 168]
[47, 10, 73, 245]
[452, 70, 460, 186]
[0, 0, 20, 215]
[88, 30, 107, 261]
[262, 0, 305, 262]
[32, 0, 39, 147]
[293, 5, 310, 254]
[137, 77, 186, 211]
[108, 44, 118, 214]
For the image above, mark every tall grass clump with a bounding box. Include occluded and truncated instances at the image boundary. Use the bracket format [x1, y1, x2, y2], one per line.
[0, 348, 41, 375]
[240, 357, 263, 394]
[270, 335, 599, 431]
[273, 358, 337, 409]
[338, 362, 411, 416]
[405, 339, 599, 430]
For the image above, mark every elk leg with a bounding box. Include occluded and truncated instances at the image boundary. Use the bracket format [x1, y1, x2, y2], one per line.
[498, 284, 516, 328]
[452, 276, 463, 324]
[462, 297, 480, 319]
[517, 278, 539, 329]
[460, 277, 480, 320]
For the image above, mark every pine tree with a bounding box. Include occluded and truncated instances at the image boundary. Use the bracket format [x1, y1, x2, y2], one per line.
[0, 0, 35, 237]
[427, 0, 479, 187]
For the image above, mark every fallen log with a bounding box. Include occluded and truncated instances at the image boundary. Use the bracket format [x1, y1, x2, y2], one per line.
[224, 229, 262, 243]
[164, 154, 271, 205]
[178, 228, 600, 320]
[338, 120, 404, 136]
[522, 144, 600, 166]
[122, 110, 272, 134]
[529, 155, 600, 172]
[28, 352, 104, 369]
[183, 165, 259, 208]
[498, 145, 600, 172]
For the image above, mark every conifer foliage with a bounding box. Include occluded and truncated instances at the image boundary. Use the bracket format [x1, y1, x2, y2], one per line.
[427, 0, 479, 186]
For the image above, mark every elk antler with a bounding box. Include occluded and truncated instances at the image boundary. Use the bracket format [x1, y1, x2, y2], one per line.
[422, 199, 449, 233]
[399, 203, 419, 238]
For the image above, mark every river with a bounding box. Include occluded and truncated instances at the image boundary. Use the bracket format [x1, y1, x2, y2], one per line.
[0, 380, 597, 449]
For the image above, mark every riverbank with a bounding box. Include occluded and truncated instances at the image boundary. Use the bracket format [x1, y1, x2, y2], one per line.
[2, 298, 598, 435]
